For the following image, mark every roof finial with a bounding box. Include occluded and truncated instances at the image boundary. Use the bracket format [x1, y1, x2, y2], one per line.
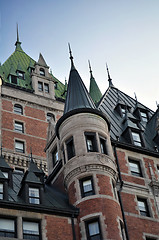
[156, 101, 159, 109]
[106, 63, 113, 87]
[15, 23, 22, 50]
[88, 60, 93, 78]
[17, 23, 19, 43]
[134, 92, 137, 102]
[68, 43, 75, 69]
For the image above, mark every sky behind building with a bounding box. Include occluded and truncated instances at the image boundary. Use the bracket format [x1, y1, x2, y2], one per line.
[0, 0, 159, 110]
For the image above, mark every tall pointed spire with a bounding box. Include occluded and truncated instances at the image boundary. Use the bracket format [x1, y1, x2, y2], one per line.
[15, 24, 22, 51]
[106, 63, 114, 87]
[68, 43, 75, 70]
[88, 60, 102, 105]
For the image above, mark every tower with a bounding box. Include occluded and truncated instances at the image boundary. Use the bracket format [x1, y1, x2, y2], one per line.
[54, 47, 124, 239]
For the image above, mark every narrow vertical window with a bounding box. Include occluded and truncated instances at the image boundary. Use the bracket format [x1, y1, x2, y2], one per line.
[66, 137, 75, 160]
[140, 111, 148, 122]
[85, 132, 97, 152]
[15, 121, 24, 133]
[100, 137, 107, 154]
[44, 83, 49, 93]
[39, 68, 45, 76]
[129, 159, 142, 177]
[52, 147, 58, 167]
[38, 81, 43, 92]
[29, 187, 40, 204]
[131, 131, 142, 147]
[0, 183, 3, 200]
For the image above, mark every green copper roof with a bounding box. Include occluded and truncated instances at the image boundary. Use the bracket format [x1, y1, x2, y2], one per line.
[89, 61, 102, 105]
[0, 38, 65, 99]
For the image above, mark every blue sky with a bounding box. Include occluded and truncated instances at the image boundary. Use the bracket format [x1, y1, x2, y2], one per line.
[0, 0, 159, 110]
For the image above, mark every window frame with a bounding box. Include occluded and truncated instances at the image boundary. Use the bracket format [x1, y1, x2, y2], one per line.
[99, 136, 107, 154]
[80, 176, 95, 198]
[14, 121, 24, 133]
[0, 183, 3, 200]
[66, 137, 75, 160]
[38, 81, 43, 92]
[29, 187, 40, 205]
[140, 110, 148, 122]
[39, 68, 45, 76]
[0, 217, 16, 238]
[23, 219, 41, 240]
[44, 83, 49, 93]
[15, 140, 25, 153]
[129, 159, 143, 177]
[17, 71, 25, 80]
[85, 132, 98, 152]
[131, 131, 143, 147]
[85, 218, 102, 240]
[14, 104, 23, 115]
[137, 197, 150, 217]
[52, 147, 58, 167]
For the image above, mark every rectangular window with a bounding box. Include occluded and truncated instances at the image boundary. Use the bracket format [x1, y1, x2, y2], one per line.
[29, 187, 40, 204]
[15, 140, 25, 153]
[23, 221, 40, 240]
[0, 218, 15, 238]
[15, 121, 24, 133]
[100, 137, 107, 154]
[131, 131, 142, 147]
[137, 198, 150, 217]
[121, 106, 126, 117]
[85, 218, 102, 240]
[80, 176, 94, 198]
[38, 82, 43, 92]
[11, 75, 17, 84]
[85, 133, 97, 152]
[0, 183, 3, 200]
[44, 83, 49, 93]
[18, 71, 24, 79]
[129, 159, 142, 177]
[52, 147, 58, 167]
[140, 111, 148, 122]
[14, 104, 23, 115]
[66, 137, 75, 160]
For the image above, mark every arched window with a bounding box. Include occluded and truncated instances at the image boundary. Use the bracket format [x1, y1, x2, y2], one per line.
[47, 113, 55, 122]
[14, 104, 23, 115]
[39, 68, 45, 76]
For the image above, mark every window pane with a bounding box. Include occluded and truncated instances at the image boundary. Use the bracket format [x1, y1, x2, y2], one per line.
[132, 132, 142, 146]
[11, 75, 17, 84]
[23, 221, 39, 235]
[29, 188, 39, 198]
[87, 139, 93, 151]
[14, 105, 23, 115]
[140, 111, 148, 122]
[0, 219, 14, 231]
[83, 180, 92, 193]
[129, 162, 140, 173]
[29, 198, 40, 204]
[40, 68, 45, 76]
[88, 221, 100, 236]
[44, 83, 49, 93]
[15, 141, 24, 153]
[38, 82, 43, 91]
[15, 122, 23, 133]
[129, 160, 142, 177]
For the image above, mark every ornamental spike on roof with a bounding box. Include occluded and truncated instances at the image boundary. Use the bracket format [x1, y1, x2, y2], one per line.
[106, 63, 114, 87]
[88, 60, 102, 105]
[64, 47, 96, 114]
[15, 24, 23, 51]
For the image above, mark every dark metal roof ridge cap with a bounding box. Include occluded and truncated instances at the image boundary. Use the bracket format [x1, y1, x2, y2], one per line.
[56, 108, 110, 139]
[111, 139, 159, 157]
[0, 201, 79, 217]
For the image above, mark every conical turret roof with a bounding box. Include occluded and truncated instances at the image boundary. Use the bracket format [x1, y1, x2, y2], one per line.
[64, 46, 96, 114]
[88, 61, 102, 105]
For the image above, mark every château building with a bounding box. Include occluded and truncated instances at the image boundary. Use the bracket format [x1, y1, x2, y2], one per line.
[0, 29, 159, 240]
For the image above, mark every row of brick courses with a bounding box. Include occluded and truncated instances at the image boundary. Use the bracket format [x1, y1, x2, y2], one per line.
[122, 174, 145, 185]
[96, 174, 113, 196]
[45, 215, 73, 240]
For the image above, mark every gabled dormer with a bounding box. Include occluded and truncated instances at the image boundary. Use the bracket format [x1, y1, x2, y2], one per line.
[8, 64, 17, 85]
[0, 153, 13, 188]
[115, 98, 131, 118]
[133, 100, 150, 123]
[18, 158, 44, 205]
[122, 110, 145, 147]
[31, 53, 55, 99]
[16, 61, 25, 80]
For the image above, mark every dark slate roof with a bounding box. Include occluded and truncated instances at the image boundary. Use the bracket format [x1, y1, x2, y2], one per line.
[3, 169, 78, 216]
[64, 53, 96, 114]
[88, 61, 102, 105]
[98, 86, 159, 152]
[0, 155, 12, 170]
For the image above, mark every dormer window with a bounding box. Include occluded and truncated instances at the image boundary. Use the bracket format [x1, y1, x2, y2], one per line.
[0, 183, 3, 199]
[10, 75, 17, 84]
[17, 71, 24, 79]
[40, 68, 45, 76]
[140, 111, 148, 122]
[131, 131, 142, 147]
[121, 106, 126, 117]
[29, 187, 40, 204]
